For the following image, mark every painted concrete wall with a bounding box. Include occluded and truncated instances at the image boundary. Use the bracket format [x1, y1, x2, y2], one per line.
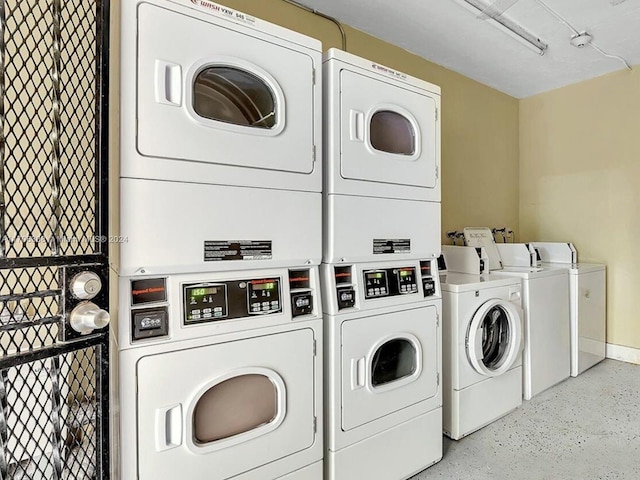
[520, 68, 640, 349]
[214, 0, 521, 242]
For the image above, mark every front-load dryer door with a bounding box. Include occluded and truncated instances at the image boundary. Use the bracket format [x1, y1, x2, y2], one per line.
[466, 299, 522, 377]
[341, 306, 438, 431]
[340, 70, 438, 190]
[136, 329, 316, 479]
[137, 4, 316, 175]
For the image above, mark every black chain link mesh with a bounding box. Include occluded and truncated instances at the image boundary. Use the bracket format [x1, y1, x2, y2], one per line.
[0, 1, 107, 478]
[0, 347, 99, 479]
[1, 0, 99, 258]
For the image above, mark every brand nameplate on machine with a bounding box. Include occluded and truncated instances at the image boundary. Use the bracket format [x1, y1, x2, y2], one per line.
[204, 240, 273, 261]
[373, 239, 411, 255]
[131, 278, 167, 305]
[185, 0, 257, 27]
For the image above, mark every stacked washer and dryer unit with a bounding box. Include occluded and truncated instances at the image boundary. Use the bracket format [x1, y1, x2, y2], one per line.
[117, 1, 323, 479]
[322, 49, 443, 480]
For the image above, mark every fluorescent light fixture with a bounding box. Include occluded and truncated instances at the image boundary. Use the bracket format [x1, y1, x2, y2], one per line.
[451, 0, 548, 55]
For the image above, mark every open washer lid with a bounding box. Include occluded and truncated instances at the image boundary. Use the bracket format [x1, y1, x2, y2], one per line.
[463, 227, 503, 271]
[466, 299, 522, 377]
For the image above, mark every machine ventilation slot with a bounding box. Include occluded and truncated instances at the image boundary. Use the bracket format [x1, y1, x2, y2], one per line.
[193, 66, 277, 129]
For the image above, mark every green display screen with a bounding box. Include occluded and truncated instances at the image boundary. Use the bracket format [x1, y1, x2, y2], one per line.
[368, 273, 383, 279]
[190, 287, 219, 296]
[253, 282, 276, 291]
[400, 270, 413, 277]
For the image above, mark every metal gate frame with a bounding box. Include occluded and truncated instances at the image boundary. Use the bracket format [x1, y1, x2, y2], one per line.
[0, 0, 110, 478]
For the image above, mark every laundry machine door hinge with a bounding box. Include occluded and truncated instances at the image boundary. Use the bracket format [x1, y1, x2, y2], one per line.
[436, 312, 440, 328]
[435, 165, 439, 181]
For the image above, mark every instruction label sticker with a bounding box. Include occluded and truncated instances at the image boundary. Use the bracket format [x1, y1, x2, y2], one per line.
[373, 239, 411, 255]
[186, 0, 257, 27]
[205, 241, 272, 262]
[371, 63, 408, 81]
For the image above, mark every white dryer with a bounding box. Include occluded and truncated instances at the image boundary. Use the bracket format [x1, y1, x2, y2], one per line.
[118, 266, 323, 480]
[322, 259, 442, 480]
[440, 271, 523, 440]
[120, 0, 323, 275]
[323, 49, 441, 263]
[531, 242, 606, 377]
[463, 230, 571, 400]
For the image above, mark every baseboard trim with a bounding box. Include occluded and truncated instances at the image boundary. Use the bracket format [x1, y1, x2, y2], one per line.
[606, 343, 640, 365]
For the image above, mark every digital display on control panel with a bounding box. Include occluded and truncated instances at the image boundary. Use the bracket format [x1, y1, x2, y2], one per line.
[364, 271, 389, 298]
[397, 267, 418, 294]
[248, 279, 281, 315]
[184, 278, 283, 324]
[184, 283, 228, 323]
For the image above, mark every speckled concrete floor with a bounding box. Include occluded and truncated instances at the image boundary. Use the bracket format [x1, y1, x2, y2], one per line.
[412, 359, 640, 480]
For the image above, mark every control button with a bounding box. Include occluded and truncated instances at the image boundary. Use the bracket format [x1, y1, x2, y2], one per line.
[271, 300, 279, 305]
[252, 307, 261, 312]
[368, 289, 374, 295]
[192, 314, 201, 320]
[214, 307, 222, 312]
[191, 309, 201, 315]
[262, 301, 270, 306]
[203, 312, 212, 318]
[202, 308, 212, 314]
[374, 288, 380, 294]
[252, 302, 261, 308]
[262, 306, 270, 311]
[214, 312, 223, 317]
[381, 287, 387, 294]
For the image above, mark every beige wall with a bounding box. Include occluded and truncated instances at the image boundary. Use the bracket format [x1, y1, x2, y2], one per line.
[216, 0, 521, 241]
[520, 68, 640, 349]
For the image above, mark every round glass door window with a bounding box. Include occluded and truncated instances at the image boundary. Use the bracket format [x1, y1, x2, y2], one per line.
[371, 338, 417, 387]
[480, 306, 511, 370]
[193, 67, 277, 129]
[369, 110, 415, 155]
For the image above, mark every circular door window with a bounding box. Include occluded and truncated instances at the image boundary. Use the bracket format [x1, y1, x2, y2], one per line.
[193, 67, 277, 129]
[467, 300, 522, 377]
[369, 110, 416, 155]
[371, 338, 417, 387]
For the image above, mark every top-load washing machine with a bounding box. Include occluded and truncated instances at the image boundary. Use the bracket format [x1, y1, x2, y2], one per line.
[120, 0, 323, 275]
[531, 242, 606, 377]
[117, 2, 324, 479]
[322, 258, 443, 480]
[323, 49, 441, 263]
[463, 229, 570, 400]
[438, 249, 523, 440]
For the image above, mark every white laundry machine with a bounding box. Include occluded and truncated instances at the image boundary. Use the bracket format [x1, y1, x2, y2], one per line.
[323, 49, 441, 263]
[439, 268, 523, 440]
[117, 2, 324, 478]
[322, 258, 442, 480]
[117, 267, 323, 480]
[120, 0, 323, 275]
[531, 242, 606, 377]
[463, 230, 571, 400]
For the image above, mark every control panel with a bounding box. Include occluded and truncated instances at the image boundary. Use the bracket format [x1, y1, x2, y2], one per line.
[184, 277, 282, 325]
[363, 267, 418, 299]
[130, 278, 169, 341]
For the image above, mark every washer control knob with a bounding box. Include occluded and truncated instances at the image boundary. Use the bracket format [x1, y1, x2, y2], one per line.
[70, 271, 102, 300]
[70, 302, 110, 334]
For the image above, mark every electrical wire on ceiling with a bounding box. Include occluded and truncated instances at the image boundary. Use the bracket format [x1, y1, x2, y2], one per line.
[282, 0, 347, 51]
[533, 0, 633, 71]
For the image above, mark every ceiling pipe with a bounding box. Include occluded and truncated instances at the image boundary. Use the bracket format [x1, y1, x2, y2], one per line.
[282, 0, 347, 51]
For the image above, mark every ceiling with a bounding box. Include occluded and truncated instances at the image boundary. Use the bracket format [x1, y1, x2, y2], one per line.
[299, 0, 640, 98]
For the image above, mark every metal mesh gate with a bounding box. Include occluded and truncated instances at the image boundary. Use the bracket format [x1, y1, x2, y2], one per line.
[0, 0, 110, 478]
